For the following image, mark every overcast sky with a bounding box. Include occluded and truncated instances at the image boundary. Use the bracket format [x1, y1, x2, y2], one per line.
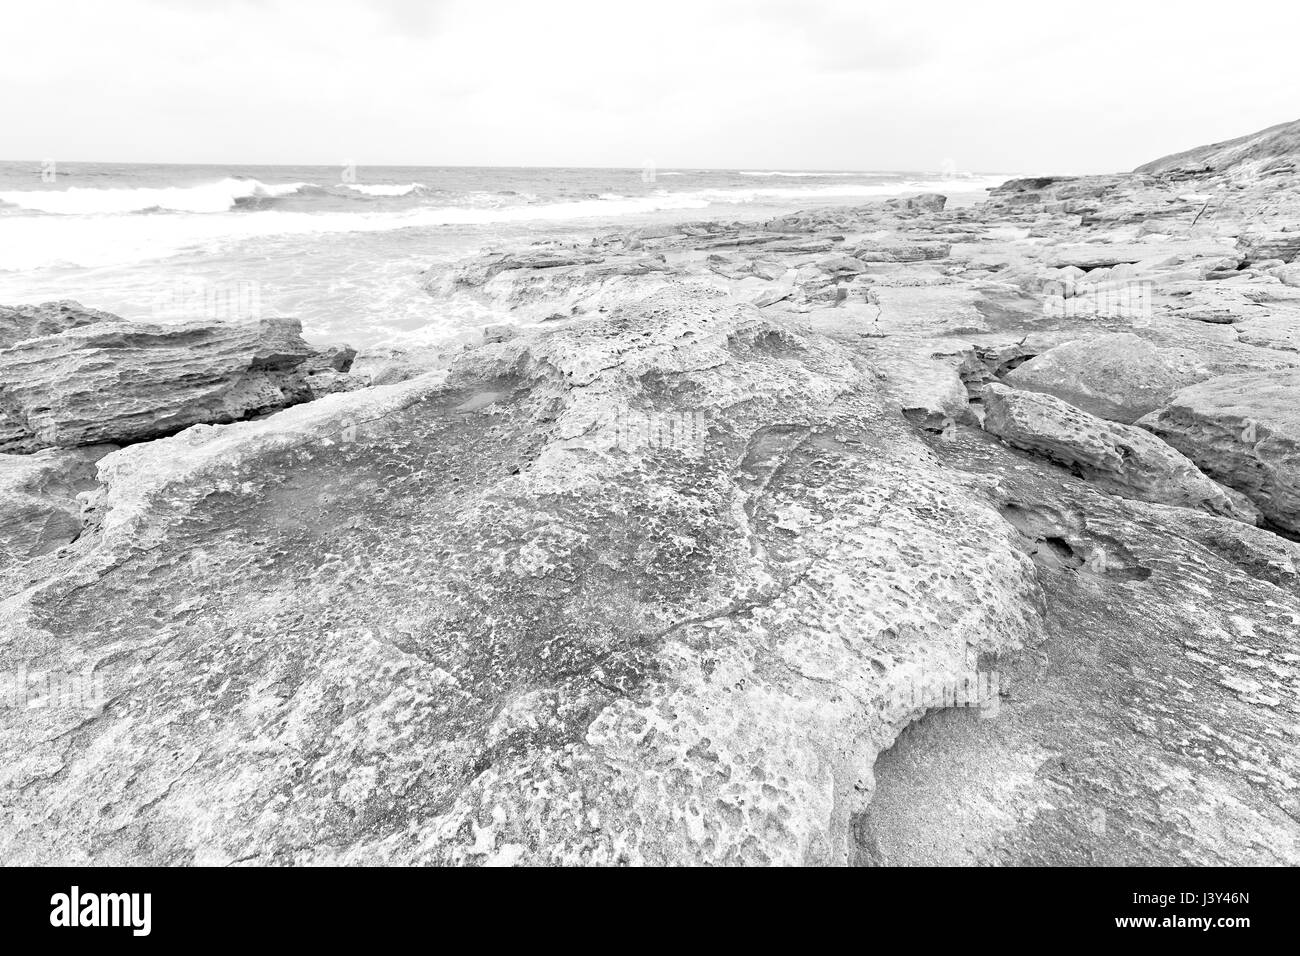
[3, 0, 1297, 174]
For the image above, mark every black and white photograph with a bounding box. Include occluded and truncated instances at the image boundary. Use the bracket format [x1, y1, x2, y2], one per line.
[0, 0, 1295, 929]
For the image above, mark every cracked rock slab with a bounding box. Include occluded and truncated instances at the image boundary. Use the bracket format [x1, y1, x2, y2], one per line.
[1139, 368, 1300, 533]
[982, 383, 1258, 523]
[1004, 332, 1212, 423]
[0, 311, 357, 453]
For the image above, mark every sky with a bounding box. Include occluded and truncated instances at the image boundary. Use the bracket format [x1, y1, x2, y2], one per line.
[2, 0, 1298, 174]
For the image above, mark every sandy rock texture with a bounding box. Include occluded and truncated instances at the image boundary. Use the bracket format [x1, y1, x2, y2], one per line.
[0, 311, 358, 452]
[982, 383, 1257, 522]
[1140, 369, 1300, 533]
[3, 117, 1300, 866]
[1, 288, 1042, 865]
[1003, 333, 1211, 423]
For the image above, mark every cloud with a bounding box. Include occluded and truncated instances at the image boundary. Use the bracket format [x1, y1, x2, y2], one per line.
[2, 0, 1298, 172]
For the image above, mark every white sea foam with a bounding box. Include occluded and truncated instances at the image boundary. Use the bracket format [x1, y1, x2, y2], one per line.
[666, 176, 1008, 202]
[0, 193, 709, 269]
[738, 170, 865, 177]
[339, 182, 426, 196]
[0, 178, 315, 215]
[0, 176, 1007, 270]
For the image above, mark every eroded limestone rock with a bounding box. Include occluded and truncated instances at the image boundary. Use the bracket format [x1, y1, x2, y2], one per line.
[0, 287, 1044, 865]
[0, 312, 357, 453]
[1004, 332, 1211, 423]
[1139, 369, 1300, 533]
[982, 383, 1257, 523]
[0, 447, 114, 569]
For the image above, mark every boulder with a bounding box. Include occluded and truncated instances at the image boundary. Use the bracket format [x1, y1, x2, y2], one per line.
[1138, 369, 1300, 532]
[883, 193, 947, 214]
[0, 302, 120, 450]
[1235, 315, 1300, 353]
[853, 241, 952, 262]
[0, 310, 356, 452]
[816, 254, 868, 276]
[1043, 240, 1238, 270]
[1237, 229, 1300, 265]
[1004, 333, 1212, 423]
[982, 384, 1257, 523]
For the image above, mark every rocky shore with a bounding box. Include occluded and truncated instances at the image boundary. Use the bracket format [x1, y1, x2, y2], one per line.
[2, 120, 1299, 865]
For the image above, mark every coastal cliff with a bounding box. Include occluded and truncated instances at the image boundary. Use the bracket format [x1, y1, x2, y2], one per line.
[2, 120, 1299, 865]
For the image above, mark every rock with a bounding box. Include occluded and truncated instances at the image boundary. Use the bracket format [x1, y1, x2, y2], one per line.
[307, 344, 357, 372]
[989, 176, 1077, 194]
[883, 193, 947, 214]
[853, 241, 952, 262]
[982, 384, 1257, 522]
[0, 300, 116, 348]
[0, 446, 114, 568]
[1043, 240, 1239, 270]
[751, 260, 789, 281]
[0, 287, 1047, 865]
[757, 237, 840, 254]
[482, 324, 517, 344]
[858, 426, 1300, 865]
[349, 345, 446, 386]
[816, 254, 868, 276]
[1235, 315, 1300, 353]
[1136, 117, 1300, 176]
[7, 117, 1300, 868]
[1138, 369, 1300, 532]
[0, 311, 357, 452]
[1237, 230, 1300, 265]
[1004, 333, 1212, 423]
[0, 302, 121, 450]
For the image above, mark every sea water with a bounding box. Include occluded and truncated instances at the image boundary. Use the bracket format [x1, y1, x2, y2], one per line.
[0, 161, 1007, 348]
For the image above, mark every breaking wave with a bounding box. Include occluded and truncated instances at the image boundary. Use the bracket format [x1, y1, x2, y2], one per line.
[0, 178, 316, 214]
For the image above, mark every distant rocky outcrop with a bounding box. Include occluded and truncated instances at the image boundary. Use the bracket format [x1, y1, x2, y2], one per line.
[1135, 117, 1300, 177]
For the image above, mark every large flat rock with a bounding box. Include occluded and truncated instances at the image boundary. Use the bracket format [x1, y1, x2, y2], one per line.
[982, 383, 1257, 523]
[0, 312, 355, 453]
[1139, 369, 1300, 533]
[1004, 332, 1212, 423]
[0, 287, 1044, 865]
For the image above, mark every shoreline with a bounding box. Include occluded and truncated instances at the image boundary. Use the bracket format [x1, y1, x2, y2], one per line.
[2, 120, 1299, 865]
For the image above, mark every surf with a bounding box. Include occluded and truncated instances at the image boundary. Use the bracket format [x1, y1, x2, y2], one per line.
[0, 177, 316, 214]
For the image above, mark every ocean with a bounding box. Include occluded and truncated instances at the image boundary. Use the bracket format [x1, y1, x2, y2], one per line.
[0, 161, 1007, 349]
